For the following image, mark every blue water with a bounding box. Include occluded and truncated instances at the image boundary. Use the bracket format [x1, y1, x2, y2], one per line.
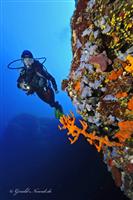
[0, 0, 76, 133]
[0, 113, 128, 200]
[0, 1, 129, 200]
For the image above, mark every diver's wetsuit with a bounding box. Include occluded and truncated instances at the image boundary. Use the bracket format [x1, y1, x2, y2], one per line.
[17, 60, 63, 112]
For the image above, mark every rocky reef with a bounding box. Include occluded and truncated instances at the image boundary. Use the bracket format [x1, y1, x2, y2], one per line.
[60, 0, 133, 199]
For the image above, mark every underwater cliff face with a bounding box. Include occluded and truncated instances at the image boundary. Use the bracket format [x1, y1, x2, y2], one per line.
[61, 0, 133, 199]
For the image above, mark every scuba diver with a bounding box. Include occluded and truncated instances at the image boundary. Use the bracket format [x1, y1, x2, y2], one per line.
[16, 50, 63, 118]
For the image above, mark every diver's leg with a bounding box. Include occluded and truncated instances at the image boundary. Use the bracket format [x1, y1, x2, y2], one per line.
[48, 89, 63, 112]
[54, 101, 63, 113]
[36, 88, 63, 112]
[36, 88, 54, 106]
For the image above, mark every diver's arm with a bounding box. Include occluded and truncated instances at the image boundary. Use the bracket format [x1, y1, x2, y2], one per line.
[17, 68, 26, 89]
[17, 76, 24, 88]
[17, 68, 34, 94]
[17, 76, 33, 94]
[35, 63, 58, 91]
[45, 72, 58, 92]
[17, 78, 27, 90]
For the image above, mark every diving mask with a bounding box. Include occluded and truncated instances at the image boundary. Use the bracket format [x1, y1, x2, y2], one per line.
[23, 58, 34, 66]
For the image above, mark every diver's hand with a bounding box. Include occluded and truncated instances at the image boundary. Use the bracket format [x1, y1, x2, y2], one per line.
[20, 82, 30, 90]
[19, 82, 26, 89]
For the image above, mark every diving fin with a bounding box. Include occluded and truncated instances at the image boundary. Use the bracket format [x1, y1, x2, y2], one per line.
[54, 108, 64, 119]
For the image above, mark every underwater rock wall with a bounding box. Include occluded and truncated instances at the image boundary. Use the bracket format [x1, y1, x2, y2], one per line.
[61, 0, 133, 199]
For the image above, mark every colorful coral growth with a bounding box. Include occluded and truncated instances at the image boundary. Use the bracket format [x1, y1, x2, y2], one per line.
[128, 97, 133, 111]
[114, 121, 133, 142]
[62, 1, 133, 137]
[125, 55, 133, 75]
[60, 0, 133, 199]
[115, 92, 128, 99]
[107, 68, 123, 81]
[103, 145, 133, 198]
[59, 113, 133, 150]
[59, 112, 123, 152]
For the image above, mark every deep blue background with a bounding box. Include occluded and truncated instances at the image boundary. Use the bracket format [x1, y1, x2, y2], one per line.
[0, 1, 129, 200]
[0, 113, 128, 200]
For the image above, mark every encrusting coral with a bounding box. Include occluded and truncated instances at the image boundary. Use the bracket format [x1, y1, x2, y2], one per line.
[59, 112, 124, 152]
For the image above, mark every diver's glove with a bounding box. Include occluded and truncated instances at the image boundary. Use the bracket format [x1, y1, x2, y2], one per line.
[23, 83, 34, 95]
[19, 82, 29, 91]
